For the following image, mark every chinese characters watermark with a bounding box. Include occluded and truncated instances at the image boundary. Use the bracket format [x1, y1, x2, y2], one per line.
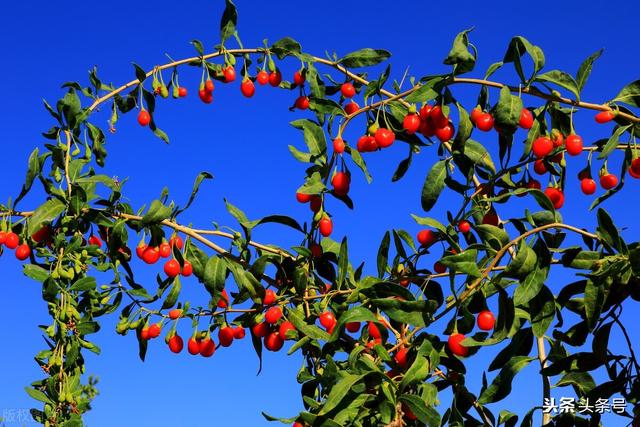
[1, 408, 35, 424]
[543, 397, 627, 414]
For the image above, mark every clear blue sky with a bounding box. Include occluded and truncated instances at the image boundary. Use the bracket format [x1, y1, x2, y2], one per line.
[1, 1, 639, 426]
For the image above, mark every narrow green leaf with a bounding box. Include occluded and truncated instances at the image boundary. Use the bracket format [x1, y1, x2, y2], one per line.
[440, 249, 481, 278]
[288, 145, 311, 163]
[598, 124, 630, 160]
[270, 37, 301, 59]
[613, 79, 640, 107]
[398, 395, 440, 427]
[28, 198, 65, 236]
[477, 356, 534, 404]
[14, 148, 41, 206]
[287, 309, 330, 341]
[504, 241, 537, 279]
[339, 49, 391, 68]
[463, 139, 496, 173]
[23, 265, 49, 283]
[24, 387, 52, 404]
[576, 49, 603, 91]
[190, 39, 204, 56]
[337, 237, 348, 287]
[141, 200, 172, 226]
[529, 285, 555, 337]
[503, 36, 545, 82]
[161, 276, 181, 309]
[219, 0, 237, 43]
[535, 70, 580, 100]
[202, 257, 227, 301]
[421, 160, 447, 212]
[349, 149, 372, 183]
[376, 231, 390, 278]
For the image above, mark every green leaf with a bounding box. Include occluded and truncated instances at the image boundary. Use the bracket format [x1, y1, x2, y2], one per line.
[514, 266, 548, 306]
[370, 298, 432, 327]
[328, 306, 377, 342]
[270, 37, 302, 59]
[504, 241, 537, 279]
[411, 215, 447, 234]
[485, 61, 504, 79]
[392, 149, 413, 182]
[598, 124, 631, 160]
[503, 36, 545, 82]
[596, 208, 625, 252]
[339, 48, 391, 68]
[398, 395, 440, 427]
[529, 285, 555, 337]
[556, 371, 596, 396]
[612, 79, 640, 107]
[58, 89, 83, 128]
[190, 39, 204, 56]
[584, 280, 604, 329]
[224, 199, 250, 229]
[287, 310, 330, 341]
[453, 103, 473, 147]
[28, 198, 65, 236]
[476, 224, 510, 252]
[161, 276, 181, 309]
[477, 356, 535, 404]
[421, 160, 447, 212]
[141, 200, 172, 226]
[14, 148, 41, 206]
[463, 139, 496, 173]
[404, 77, 443, 104]
[202, 256, 227, 301]
[376, 231, 390, 278]
[319, 372, 368, 415]
[247, 215, 304, 233]
[177, 172, 213, 215]
[150, 123, 170, 144]
[291, 119, 327, 159]
[288, 145, 311, 163]
[337, 237, 348, 287]
[400, 340, 436, 390]
[576, 49, 603, 91]
[219, 0, 237, 43]
[443, 29, 476, 75]
[69, 276, 97, 292]
[349, 149, 372, 183]
[534, 70, 580, 100]
[440, 249, 481, 278]
[493, 86, 523, 129]
[24, 387, 52, 404]
[498, 410, 519, 427]
[23, 264, 49, 283]
[132, 63, 147, 83]
[185, 244, 208, 278]
[296, 171, 326, 195]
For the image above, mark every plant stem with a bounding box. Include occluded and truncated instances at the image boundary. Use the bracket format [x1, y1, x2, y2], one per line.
[537, 336, 551, 426]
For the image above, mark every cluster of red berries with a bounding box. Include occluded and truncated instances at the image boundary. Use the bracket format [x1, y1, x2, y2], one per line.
[447, 310, 496, 357]
[403, 104, 458, 142]
[355, 123, 396, 152]
[135, 234, 193, 278]
[251, 294, 297, 352]
[0, 231, 31, 260]
[146, 307, 246, 356]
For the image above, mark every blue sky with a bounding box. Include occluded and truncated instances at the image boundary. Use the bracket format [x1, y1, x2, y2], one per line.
[1, 1, 639, 426]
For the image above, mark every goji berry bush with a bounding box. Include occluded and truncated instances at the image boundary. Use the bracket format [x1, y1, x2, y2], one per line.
[1, 1, 640, 426]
